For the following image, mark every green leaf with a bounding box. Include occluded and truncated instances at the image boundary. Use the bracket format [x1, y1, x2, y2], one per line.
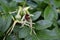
[33, 0, 44, 4]
[44, 6, 58, 21]
[37, 28, 59, 40]
[37, 30, 50, 40]
[34, 20, 52, 30]
[19, 27, 30, 38]
[58, 28, 60, 38]
[0, 31, 4, 37]
[6, 34, 19, 40]
[54, 0, 60, 8]
[33, 0, 50, 4]
[57, 20, 60, 25]
[43, 0, 50, 3]
[0, 15, 12, 32]
[9, 1, 17, 11]
[25, 35, 40, 40]
[0, 0, 10, 13]
[13, 25, 21, 33]
[27, 1, 37, 9]
[13, 0, 24, 2]
[32, 11, 41, 21]
[0, 6, 2, 12]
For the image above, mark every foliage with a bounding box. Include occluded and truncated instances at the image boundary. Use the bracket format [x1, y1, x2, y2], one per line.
[0, 0, 60, 40]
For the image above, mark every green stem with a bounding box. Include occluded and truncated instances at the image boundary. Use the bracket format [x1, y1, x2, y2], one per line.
[23, 0, 26, 7]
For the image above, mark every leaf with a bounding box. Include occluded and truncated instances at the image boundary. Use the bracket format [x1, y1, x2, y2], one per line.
[27, 1, 37, 9]
[37, 28, 59, 40]
[37, 30, 50, 40]
[32, 11, 41, 21]
[13, 25, 21, 33]
[0, 31, 4, 38]
[19, 27, 30, 38]
[58, 20, 60, 25]
[34, 20, 52, 30]
[6, 34, 19, 40]
[58, 28, 60, 37]
[43, 0, 50, 3]
[13, 0, 24, 2]
[0, 0, 10, 13]
[33, 0, 50, 4]
[9, 1, 17, 11]
[33, 0, 44, 4]
[44, 6, 58, 21]
[25, 35, 40, 40]
[0, 6, 2, 12]
[0, 14, 12, 32]
[54, 0, 60, 8]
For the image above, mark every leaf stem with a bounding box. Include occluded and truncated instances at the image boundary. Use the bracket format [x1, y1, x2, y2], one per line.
[8, 20, 17, 35]
[3, 21, 17, 40]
